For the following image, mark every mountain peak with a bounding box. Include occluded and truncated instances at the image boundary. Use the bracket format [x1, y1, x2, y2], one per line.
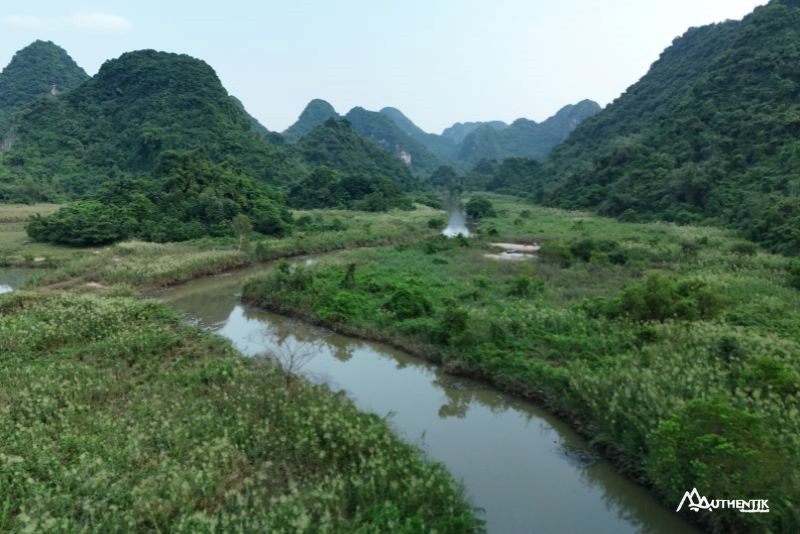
[0, 40, 88, 134]
[283, 98, 339, 142]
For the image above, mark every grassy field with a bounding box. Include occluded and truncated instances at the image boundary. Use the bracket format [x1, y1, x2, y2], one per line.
[0, 204, 441, 291]
[243, 195, 800, 532]
[0, 291, 481, 532]
[0, 203, 483, 532]
[0, 203, 84, 267]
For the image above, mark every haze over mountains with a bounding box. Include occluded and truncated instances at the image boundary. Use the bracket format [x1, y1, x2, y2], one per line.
[281, 98, 601, 171]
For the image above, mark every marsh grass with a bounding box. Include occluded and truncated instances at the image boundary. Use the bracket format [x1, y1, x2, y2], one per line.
[244, 195, 800, 532]
[0, 292, 482, 532]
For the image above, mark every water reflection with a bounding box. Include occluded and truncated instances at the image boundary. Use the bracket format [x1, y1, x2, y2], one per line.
[158, 268, 699, 534]
[0, 268, 31, 294]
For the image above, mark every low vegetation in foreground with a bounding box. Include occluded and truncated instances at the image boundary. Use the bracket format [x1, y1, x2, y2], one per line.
[243, 195, 800, 532]
[0, 291, 482, 532]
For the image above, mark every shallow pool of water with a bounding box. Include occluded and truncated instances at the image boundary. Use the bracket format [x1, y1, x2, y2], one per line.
[157, 268, 698, 534]
[0, 268, 31, 294]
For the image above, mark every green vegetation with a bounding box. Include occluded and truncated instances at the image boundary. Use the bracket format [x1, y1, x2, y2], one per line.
[500, 0, 800, 255]
[288, 166, 412, 212]
[297, 119, 417, 190]
[0, 49, 303, 203]
[2, 203, 439, 290]
[379, 107, 459, 162]
[283, 99, 340, 143]
[0, 291, 480, 532]
[465, 196, 496, 219]
[456, 100, 600, 166]
[0, 40, 88, 137]
[344, 107, 442, 176]
[26, 151, 291, 245]
[243, 195, 800, 532]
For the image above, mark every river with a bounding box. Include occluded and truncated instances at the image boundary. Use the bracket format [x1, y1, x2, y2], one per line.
[154, 266, 699, 534]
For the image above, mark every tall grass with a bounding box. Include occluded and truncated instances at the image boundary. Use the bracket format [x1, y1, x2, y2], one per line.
[0, 291, 482, 532]
[243, 196, 800, 532]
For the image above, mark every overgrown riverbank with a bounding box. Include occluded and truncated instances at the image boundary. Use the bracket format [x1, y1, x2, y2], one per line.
[0, 291, 482, 532]
[0, 204, 483, 532]
[242, 195, 800, 532]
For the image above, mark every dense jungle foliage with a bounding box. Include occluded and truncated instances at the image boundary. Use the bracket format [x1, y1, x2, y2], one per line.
[297, 119, 417, 190]
[0, 50, 303, 203]
[0, 40, 88, 137]
[26, 151, 291, 245]
[282, 98, 340, 143]
[485, 0, 800, 255]
[288, 166, 412, 212]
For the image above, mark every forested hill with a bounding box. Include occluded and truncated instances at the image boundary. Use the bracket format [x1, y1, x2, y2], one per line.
[441, 120, 508, 144]
[297, 118, 416, 190]
[282, 98, 340, 142]
[457, 100, 601, 165]
[379, 107, 459, 162]
[0, 49, 302, 201]
[0, 40, 89, 137]
[538, 0, 800, 254]
[344, 106, 443, 175]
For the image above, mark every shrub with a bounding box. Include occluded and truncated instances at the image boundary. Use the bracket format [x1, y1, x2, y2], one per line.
[508, 275, 545, 297]
[465, 196, 496, 219]
[539, 241, 574, 267]
[383, 286, 434, 320]
[569, 239, 629, 265]
[614, 275, 722, 322]
[428, 217, 446, 229]
[788, 259, 800, 290]
[26, 201, 131, 246]
[646, 399, 785, 532]
[730, 241, 758, 256]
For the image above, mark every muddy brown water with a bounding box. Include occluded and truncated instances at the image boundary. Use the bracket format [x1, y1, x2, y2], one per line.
[154, 265, 700, 534]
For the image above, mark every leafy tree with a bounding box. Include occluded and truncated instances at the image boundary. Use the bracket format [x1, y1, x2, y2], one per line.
[27, 201, 130, 246]
[465, 196, 496, 219]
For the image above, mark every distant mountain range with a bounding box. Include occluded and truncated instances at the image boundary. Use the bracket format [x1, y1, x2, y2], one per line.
[0, 43, 415, 202]
[282, 98, 600, 173]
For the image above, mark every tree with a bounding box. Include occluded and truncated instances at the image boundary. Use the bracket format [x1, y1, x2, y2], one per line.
[465, 196, 497, 219]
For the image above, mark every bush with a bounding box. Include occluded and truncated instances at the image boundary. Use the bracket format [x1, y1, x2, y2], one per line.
[508, 275, 545, 297]
[788, 259, 800, 290]
[646, 399, 785, 532]
[539, 241, 574, 267]
[427, 217, 445, 229]
[465, 196, 496, 219]
[730, 241, 758, 256]
[614, 275, 722, 322]
[26, 201, 131, 246]
[383, 286, 434, 320]
[569, 239, 629, 265]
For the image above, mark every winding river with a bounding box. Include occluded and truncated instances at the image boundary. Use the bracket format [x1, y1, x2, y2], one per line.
[0, 266, 698, 532]
[153, 266, 699, 534]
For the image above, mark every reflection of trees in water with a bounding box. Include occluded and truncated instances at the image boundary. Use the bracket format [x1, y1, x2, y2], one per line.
[433, 374, 515, 420]
[574, 453, 694, 534]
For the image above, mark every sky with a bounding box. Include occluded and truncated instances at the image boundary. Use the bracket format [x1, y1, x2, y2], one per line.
[0, 0, 768, 134]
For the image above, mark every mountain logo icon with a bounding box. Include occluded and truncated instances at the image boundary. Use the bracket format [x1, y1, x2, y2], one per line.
[676, 488, 713, 512]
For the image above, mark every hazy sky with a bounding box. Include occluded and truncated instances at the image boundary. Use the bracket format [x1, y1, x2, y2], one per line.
[0, 0, 767, 134]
